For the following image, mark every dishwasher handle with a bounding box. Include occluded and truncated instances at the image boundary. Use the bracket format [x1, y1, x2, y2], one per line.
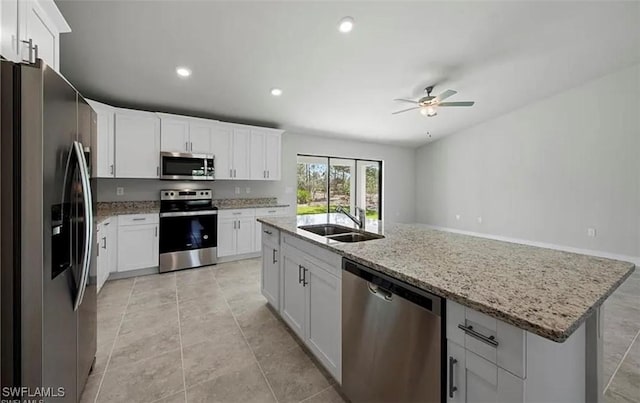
[368, 283, 393, 301]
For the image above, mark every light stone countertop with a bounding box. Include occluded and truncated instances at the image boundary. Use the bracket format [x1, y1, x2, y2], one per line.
[258, 214, 635, 342]
[96, 201, 160, 224]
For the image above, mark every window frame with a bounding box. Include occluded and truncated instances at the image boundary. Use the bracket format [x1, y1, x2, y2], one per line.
[297, 153, 383, 220]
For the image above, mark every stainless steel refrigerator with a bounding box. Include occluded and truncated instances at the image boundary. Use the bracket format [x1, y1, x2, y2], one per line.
[1, 59, 97, 402]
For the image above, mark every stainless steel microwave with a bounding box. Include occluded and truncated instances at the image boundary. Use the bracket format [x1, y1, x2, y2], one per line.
[160, 152, 215, 180]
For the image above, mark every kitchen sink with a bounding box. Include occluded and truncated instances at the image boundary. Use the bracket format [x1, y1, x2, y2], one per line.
[326, 232, 385, 243]
[299, 224, 355, 236]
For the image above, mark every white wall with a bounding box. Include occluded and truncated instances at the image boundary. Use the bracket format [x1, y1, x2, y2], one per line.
[98, 132, 417, 223]
[414, 64, 640, 258]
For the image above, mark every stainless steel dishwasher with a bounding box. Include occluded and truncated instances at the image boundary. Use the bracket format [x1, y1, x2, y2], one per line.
[342, 258, 444, 403]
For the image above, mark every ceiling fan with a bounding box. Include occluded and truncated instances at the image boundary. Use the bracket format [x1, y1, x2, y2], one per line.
[392, 86, 475, 117]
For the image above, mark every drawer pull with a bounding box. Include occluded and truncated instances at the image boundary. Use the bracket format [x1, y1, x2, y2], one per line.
[457, 324, 499, 347]
[268, 210, 276, 213]
[263, 230, 273, 235]
[448, 357, 458, 398]
[132, 218, 146, 221]
[232, 212, 241, 215]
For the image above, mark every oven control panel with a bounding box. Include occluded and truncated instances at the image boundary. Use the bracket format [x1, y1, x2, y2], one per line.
[161, 189, 212, 200]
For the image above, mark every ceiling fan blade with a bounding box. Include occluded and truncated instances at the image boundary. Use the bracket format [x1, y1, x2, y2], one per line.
[438, 101, 475, 107]
[434, 89, 457, 102]
[392, 106, 421, 115]
[393, 98, 419, 104]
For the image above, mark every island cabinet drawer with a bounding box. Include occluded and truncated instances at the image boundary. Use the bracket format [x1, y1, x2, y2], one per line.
[219, 208, 256, 219]
[261, 225, 280, 246]
[282, 234, 341, 278]
[118, 213, 159, 226]
[447, 300, 526, 379]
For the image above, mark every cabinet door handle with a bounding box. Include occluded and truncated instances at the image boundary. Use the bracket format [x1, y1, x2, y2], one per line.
[238, 220, 241, 229]
[448, 357, 458, 398]
[101, 236, 107, 249]
[263, 230, 272, 235]
[185, 141, 189, 151]
[457, 324, 499, 347]
[21, 38, 35, 63]
[233, 168, 236, 177]
[229, 168, 233, 177]
[303, 267, 308, 286]
[157, 166, 160, 176]
[233, 220, 236, 229]
[155, 226, 158, 237]
[190, 142, 193, 151]
[267, 170, 270, 178]
[110, 164, 114, 175]
[272, 249, 277, 264]
[298, 265, 304, 284]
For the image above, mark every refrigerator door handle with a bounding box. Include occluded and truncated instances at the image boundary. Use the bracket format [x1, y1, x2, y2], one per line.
[73, 141, 94, 311]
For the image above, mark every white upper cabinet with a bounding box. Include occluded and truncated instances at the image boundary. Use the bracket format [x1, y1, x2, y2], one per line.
[188, 121, 213, 154]
[159, 114, 215, 154]
[210, 124, 233, 180]
[1, 0, 21, 62]
[231, 126, 251, 180]
[114, 109, 160, 178]
[91, 103, 282, 180]
[87, 100, 115, 178]
[1, 0, 70, 69]
[214, 123, 252, 180]
[160, 115, 190, 153]
[250, 129, 282, 180]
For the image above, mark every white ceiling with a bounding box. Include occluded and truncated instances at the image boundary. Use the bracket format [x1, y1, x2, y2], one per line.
[57, 1, 640, 147]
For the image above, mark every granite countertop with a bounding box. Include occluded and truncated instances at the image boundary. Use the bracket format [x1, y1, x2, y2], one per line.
[96, 201, 160, 224]
[258, 214, 635, 342]
[213, 197, 290, 210]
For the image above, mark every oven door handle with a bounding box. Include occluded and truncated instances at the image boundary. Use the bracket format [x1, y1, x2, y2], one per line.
[160, 211, 218, 218]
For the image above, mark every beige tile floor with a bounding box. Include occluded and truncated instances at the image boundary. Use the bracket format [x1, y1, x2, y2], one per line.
[81, 258, 639, 403]
[603, 269, 640, 403]
[81, 258, 345, 403]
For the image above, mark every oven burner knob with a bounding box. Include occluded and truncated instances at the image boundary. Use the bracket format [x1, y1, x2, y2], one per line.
[170, 192, 175, 196]
[203, 235, 209, 240]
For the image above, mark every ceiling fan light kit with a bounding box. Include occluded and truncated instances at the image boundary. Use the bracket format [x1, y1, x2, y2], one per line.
[392, 85, 475, 117]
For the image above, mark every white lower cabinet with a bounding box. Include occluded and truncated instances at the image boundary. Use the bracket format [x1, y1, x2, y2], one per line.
[217, 209, 256, 257]
[280, 249, 307, 339]
[96, 217, 117, 292]
[254, 207, 288, 253]
[447, 341, 523, 403]
[263, 232, 342, 383]
[116, 214, 159, 271]
[305, 258, 341, 381]
[261, 240, 280, 309]
[446, 300, 587, 403]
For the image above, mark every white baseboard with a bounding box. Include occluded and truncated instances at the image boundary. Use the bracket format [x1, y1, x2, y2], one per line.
[420, 224, 640, 267]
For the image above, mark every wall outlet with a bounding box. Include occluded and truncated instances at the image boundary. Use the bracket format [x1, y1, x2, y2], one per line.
[245, 187, 251, 194]
[587, 228, 596, 237]
[235, 187, 240, 195]
[116, 187, 124, 196]
[455, 214, 461, 221]
[477, 216, 483, 224]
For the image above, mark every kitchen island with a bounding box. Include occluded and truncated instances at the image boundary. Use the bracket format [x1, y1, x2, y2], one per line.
[257, 214, 635, 403]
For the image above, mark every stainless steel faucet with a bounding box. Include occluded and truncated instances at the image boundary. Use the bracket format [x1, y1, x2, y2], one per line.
[336, 205, 366, 229]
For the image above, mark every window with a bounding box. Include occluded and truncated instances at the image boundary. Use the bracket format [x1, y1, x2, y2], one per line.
[296, 154, 382, 220]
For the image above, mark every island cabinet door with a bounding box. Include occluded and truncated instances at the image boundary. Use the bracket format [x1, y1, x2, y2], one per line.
[261, 242, 280, 310]
[281, 252, 306, 340]
[448, 341, 524, 403]
[305, 262, 341, 382]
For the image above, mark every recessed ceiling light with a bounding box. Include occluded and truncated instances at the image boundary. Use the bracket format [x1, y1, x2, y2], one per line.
[176, 67, 191, 78]
[270, 88, 283, 96]
[338, 16, 354, 33]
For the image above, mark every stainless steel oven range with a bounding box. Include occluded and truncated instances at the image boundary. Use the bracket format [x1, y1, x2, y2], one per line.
[159, 189, 218, 272]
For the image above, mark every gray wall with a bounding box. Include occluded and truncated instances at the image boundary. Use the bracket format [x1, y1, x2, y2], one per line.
[415, 64, 640, 257]
[98, 132, 417, 223]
